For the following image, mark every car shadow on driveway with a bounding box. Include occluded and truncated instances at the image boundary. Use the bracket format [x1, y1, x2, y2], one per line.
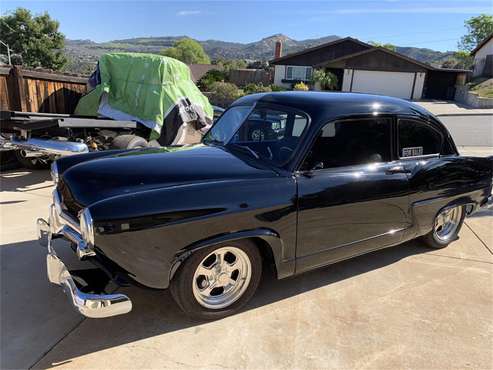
[0, 237, 433, 369]
[466, 208, 493, 219]
[0, 170, 52, 193]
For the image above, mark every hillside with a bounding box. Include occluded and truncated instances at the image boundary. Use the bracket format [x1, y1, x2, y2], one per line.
[63, 34, 457, 74]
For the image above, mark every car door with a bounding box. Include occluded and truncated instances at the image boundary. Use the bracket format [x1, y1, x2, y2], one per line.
[295, 116, 412, 273]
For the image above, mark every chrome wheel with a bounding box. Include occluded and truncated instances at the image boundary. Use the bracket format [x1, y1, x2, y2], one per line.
[192, 246, 252, 309]
[434, 206, 463, 242]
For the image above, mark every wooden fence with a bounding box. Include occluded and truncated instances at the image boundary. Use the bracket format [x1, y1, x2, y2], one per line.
[0, 65, 88, 114]
[228, 69, 272, 87]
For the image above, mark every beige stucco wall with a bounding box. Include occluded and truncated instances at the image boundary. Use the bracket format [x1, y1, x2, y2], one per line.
[273, 65, 292, 88]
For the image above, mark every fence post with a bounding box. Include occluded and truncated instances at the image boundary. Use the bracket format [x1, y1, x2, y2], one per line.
[8, 66, 27, 111]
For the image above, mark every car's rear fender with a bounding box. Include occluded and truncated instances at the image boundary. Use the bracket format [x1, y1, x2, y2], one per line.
[411, 187, 491, 237]
[407, 154, 492, 237]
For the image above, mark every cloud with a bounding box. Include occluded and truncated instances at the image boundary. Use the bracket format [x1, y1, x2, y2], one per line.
[177, 10, 201, 16]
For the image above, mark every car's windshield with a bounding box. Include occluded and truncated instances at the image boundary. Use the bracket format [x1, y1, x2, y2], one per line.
[203, 106, 252, 145]
[203, 105, 309, 167]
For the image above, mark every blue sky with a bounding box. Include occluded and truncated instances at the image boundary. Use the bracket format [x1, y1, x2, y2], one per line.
[2, 0, 492, 51]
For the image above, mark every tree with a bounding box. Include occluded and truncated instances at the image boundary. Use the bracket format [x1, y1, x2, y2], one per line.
[454, 50, 474, 69]
[440, 52, 473, 70]
[458, 14, 493, 52]
[197, 69, 229, 91]
[161, 38, 210, 64]
[441, 59, 457, 69]
[369, 41, 397, 52]
[0, 8, 67, 70]
[213, 58, 247, 72]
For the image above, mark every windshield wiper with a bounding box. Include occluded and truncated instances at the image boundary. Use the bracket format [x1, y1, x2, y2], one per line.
[203, 138, 224, 146]
[228, 143, 260, 159]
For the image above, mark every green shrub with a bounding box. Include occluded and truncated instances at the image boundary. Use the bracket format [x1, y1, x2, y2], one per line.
[197, 69, 229, 91]
[311, 70, 338, 90]
[243, 83, 272, 95]
[270, 85, 287, 92]
[209, 82, 243, 103]
[293, 82, 309, 91]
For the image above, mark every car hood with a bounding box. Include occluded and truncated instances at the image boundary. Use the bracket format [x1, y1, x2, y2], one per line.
[60, 144, 277, 207]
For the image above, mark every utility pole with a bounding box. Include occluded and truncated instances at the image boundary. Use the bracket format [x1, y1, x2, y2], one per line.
[0, 40, 12, 65]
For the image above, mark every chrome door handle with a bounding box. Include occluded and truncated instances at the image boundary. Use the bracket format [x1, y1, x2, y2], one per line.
[386, 165, 411, 174]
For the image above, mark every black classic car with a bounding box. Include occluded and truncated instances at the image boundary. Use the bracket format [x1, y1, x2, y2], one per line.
[38, 92, 492, 320]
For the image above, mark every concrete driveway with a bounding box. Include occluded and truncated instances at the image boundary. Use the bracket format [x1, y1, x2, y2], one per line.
[1, 153, 492, 369]
[439, 115, 493, 147]
[415, 100, 493, 147]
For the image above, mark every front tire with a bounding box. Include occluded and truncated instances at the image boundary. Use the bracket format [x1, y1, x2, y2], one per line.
[170, 240, 262, 320]
[421, 205, 465, 249]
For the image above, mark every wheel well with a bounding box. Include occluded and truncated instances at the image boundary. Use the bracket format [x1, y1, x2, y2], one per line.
[248, 237, 278, 278]
[169, 235, 280, 283]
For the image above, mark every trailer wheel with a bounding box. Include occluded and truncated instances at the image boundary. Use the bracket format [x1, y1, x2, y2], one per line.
[111, 135, 148, 149]
[14, 150, 50, 170]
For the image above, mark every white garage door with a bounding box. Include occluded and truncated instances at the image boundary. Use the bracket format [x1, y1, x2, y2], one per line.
[351, 70, 415, 99]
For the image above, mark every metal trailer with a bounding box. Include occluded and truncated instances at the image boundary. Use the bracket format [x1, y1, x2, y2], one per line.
[0, 107, 225, 169]
[0, 110, 142, 169]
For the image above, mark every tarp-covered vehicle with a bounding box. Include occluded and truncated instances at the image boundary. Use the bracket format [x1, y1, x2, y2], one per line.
[0, 53, 218, 169]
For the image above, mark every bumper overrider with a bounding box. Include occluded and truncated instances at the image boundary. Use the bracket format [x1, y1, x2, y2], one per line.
[486, 195, 493, 210]
[37, 186, 132, 318]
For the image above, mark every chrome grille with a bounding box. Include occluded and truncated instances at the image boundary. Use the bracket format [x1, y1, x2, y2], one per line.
[57, 179, 82, 219]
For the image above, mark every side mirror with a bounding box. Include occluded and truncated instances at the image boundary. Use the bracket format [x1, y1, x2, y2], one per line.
[312, 161, 324, 170]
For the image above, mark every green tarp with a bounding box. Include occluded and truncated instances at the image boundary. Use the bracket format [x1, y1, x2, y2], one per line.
[75, 53, 213, 139]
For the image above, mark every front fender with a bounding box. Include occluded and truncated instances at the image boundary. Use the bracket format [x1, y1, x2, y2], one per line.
[169, 228, 294, 282]
[88, 176, 297, 289]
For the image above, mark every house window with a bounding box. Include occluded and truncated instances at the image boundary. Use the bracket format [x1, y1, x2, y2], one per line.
[285, 66, 312, 81]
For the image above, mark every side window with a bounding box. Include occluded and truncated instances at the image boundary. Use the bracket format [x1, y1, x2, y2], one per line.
[302, 118, 391, 170]
[398, 119, 443, 158]
[292, 115, 309, 137]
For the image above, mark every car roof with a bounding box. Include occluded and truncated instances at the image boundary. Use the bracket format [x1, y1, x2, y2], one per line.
[231, 91, 435, 122]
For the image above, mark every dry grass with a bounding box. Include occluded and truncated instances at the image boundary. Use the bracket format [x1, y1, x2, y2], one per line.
[470, 78, 493, 98]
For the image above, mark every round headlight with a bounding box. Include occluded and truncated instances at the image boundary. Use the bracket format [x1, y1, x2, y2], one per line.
[51, 161, 59, 185]
[80, 208, 94, 246]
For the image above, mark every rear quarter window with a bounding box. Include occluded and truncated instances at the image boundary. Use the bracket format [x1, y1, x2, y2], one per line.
[398, 119, 443, 158]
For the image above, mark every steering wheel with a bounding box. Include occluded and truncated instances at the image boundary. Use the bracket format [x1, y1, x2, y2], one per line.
[250, 129, 265, 142]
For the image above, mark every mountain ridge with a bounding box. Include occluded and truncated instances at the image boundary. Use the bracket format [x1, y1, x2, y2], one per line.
[63, 34, 457, 74]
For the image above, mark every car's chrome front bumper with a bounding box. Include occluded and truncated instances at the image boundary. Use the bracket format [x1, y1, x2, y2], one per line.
[37, 194, 132, 318]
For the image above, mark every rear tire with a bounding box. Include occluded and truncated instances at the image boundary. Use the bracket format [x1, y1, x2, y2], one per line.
[111, 135, 148, 149]
[421, 205, 465, 249]
[170, 239, 262, 320]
